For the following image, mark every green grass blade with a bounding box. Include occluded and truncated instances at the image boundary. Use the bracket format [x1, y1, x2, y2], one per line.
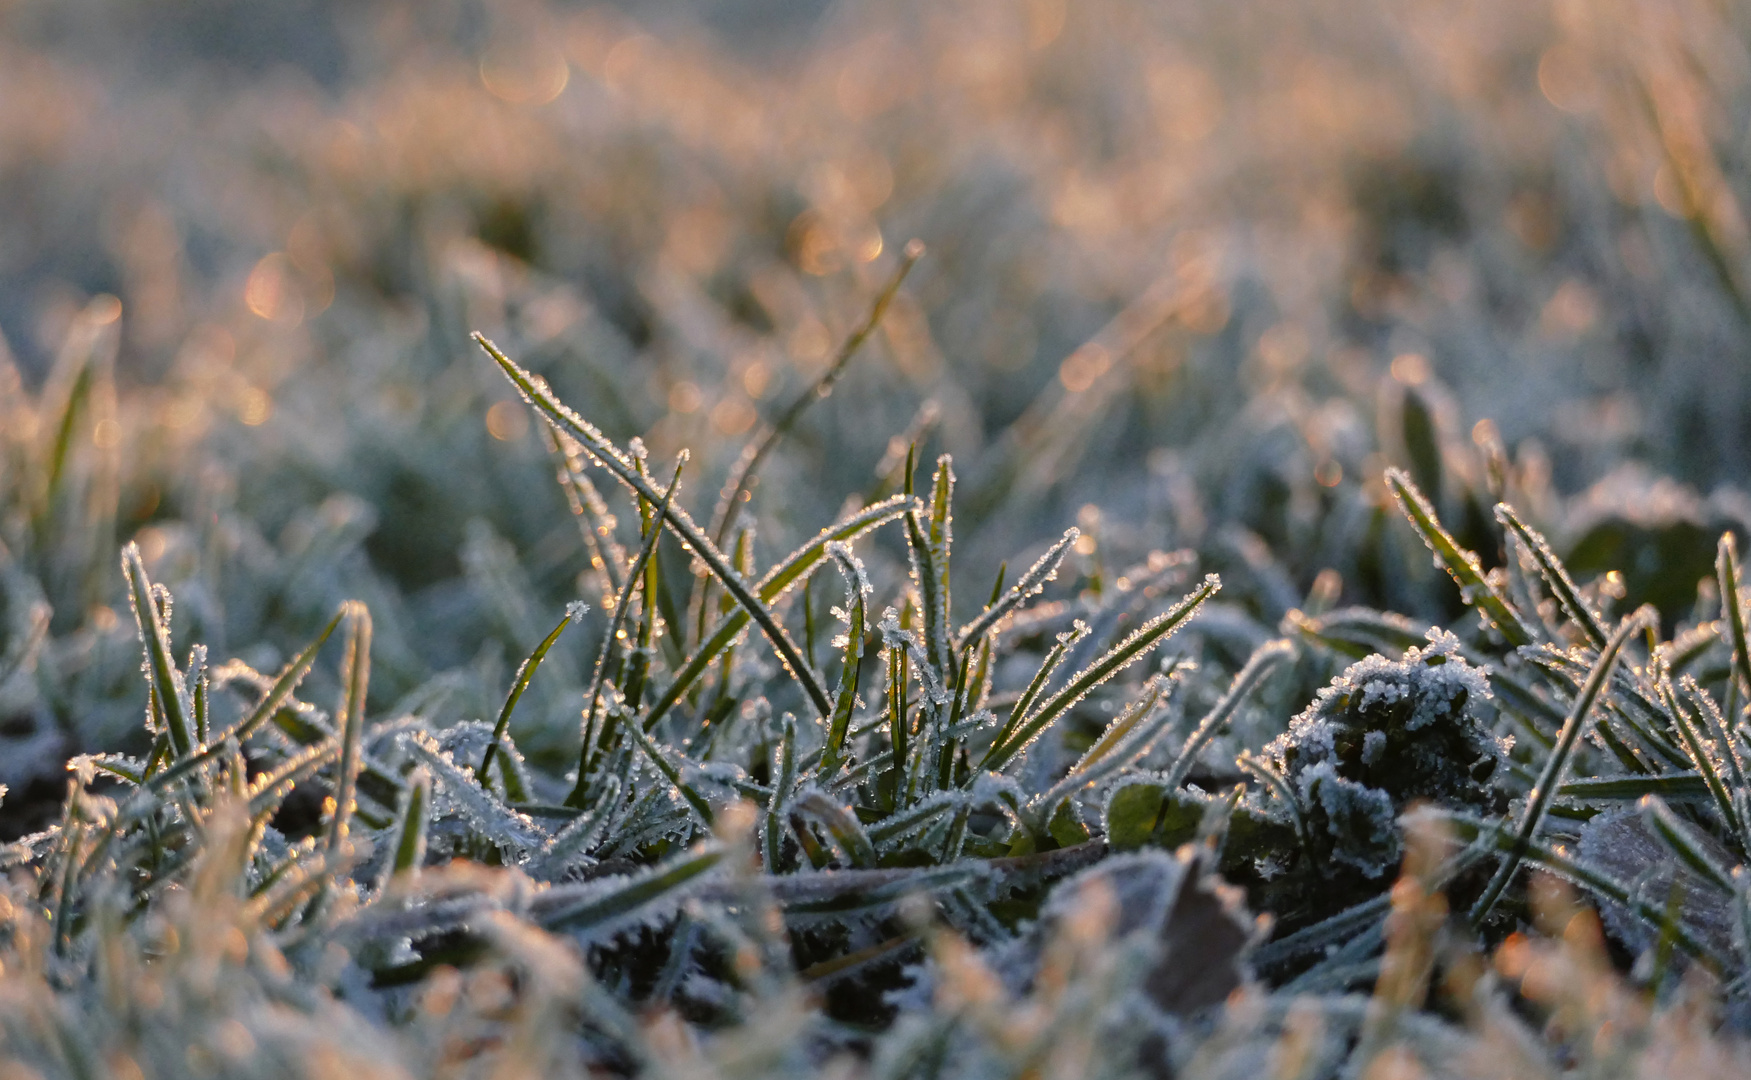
[623, 722, 715, 828]
[1471, 606, 1655, 924]
[1640, 793, 1735, 893]
[707, 239, 923, 548]
[1385, 469, 1533, 646]
[955, 528, 1077, 649]
[765, 713, 798, 870]
[1718, 533, 1751, 702]
[382, 766, 431, 888]
[477, 334, 832, 719]
[983, 574, 1219, 773]
[791, 789, 876, 868]
[1557, 773, 1710, 802]
[1164, 639, 1293, 789]
[574, 456, 685, 801]
[325, 601, 372, 855]
[644, 496, 910, 729]
[818, 543, 869, 775]
[983, 623, 1086, 765]
[482, 602, 583, 786]
[537, 843, 725, 935]
[121, 543, 195, 759]
[1497, 503, 1607, 649]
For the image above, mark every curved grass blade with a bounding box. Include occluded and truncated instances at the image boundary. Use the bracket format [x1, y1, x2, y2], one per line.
[482, 602, 584, 787]
[1386, 470, 1533, 647]
[122, 543, 195, 758]
[477, 334, 832, 718]
[791, 788, 877, 868]
[1497, 503, 1607, 649]
[1164, 638, 1293, 789]
[1471, 606, 1655, 924]
[546, 426, 628, 605]
[819, 543, 870, 775]
[645, 495, 911, 729]
[1440, 808, 1709, 959]
[574, 456, 685, 800]
[537, 843, 725, 935]
[1663, 675, 1747, 851]
[982, 574, 1219, 773]
[380, 766, 431, 889]
[708, 239, 923, 548]
[1640, 793, 1735, 893]
[324, 602, 372, 855]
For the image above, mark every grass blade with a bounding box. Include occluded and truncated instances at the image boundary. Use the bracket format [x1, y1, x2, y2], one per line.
[955, 528, 1077, 649]
[381, 766, 431, 888]
[483, 602, 584, 787]
[121, 543, 195, 759]
[1497, 503, 1607, 649]
[1471, 606, 1655, 924]
[982, 574, 1219, 773]
[819, 543, 870, 775]
[574, 456, 685, 800]
[325, 601, 372, 855]
[708, 239, 923, 548]
[1163, 639, 1293, 789]
[644, 495, 911, 729]
[1386, 470, 1533, 647]
[477, 334, 832, 719]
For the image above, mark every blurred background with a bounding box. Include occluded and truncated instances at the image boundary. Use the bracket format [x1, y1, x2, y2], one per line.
[4, 0, 1751, 823]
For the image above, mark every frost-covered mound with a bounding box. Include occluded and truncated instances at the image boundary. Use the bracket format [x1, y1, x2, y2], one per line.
[1264, 630, 1505, 880]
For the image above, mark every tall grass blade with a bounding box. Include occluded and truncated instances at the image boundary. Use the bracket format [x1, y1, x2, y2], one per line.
[982, 574, 1219, 773]
[1497, 503, 1607, 648]
[325, 602, 372, 854]
[477, 334, 833, 718]
[122, 543, 195, 759]
[708, 239, 923, 547]
[1471, 606, 1655, 924]
[483, 602, 584, 786]
[1386, 470, 1533, 646]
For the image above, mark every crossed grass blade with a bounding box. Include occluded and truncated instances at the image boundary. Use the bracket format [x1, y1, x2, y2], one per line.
[981, 574, 1219, 774]
[1471, 606, 1656, 925]
[1386, 470, 1533, 647]
[476, 334, 833, 719]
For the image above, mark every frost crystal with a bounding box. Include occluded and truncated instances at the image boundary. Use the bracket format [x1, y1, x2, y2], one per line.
[1264, 628, 1504, 878]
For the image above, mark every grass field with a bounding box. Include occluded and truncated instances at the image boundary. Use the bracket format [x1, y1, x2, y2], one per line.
[4, 1, 1751, 1076]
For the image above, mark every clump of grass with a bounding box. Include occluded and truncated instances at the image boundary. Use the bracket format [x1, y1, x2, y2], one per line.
[4, 318, 1751, 1077]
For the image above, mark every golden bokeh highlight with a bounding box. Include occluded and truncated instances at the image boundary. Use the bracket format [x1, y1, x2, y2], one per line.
[485, 400, 531, 442]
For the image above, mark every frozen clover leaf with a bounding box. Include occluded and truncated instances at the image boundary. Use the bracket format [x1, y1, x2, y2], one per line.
[1264, 628, 1504, 879]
